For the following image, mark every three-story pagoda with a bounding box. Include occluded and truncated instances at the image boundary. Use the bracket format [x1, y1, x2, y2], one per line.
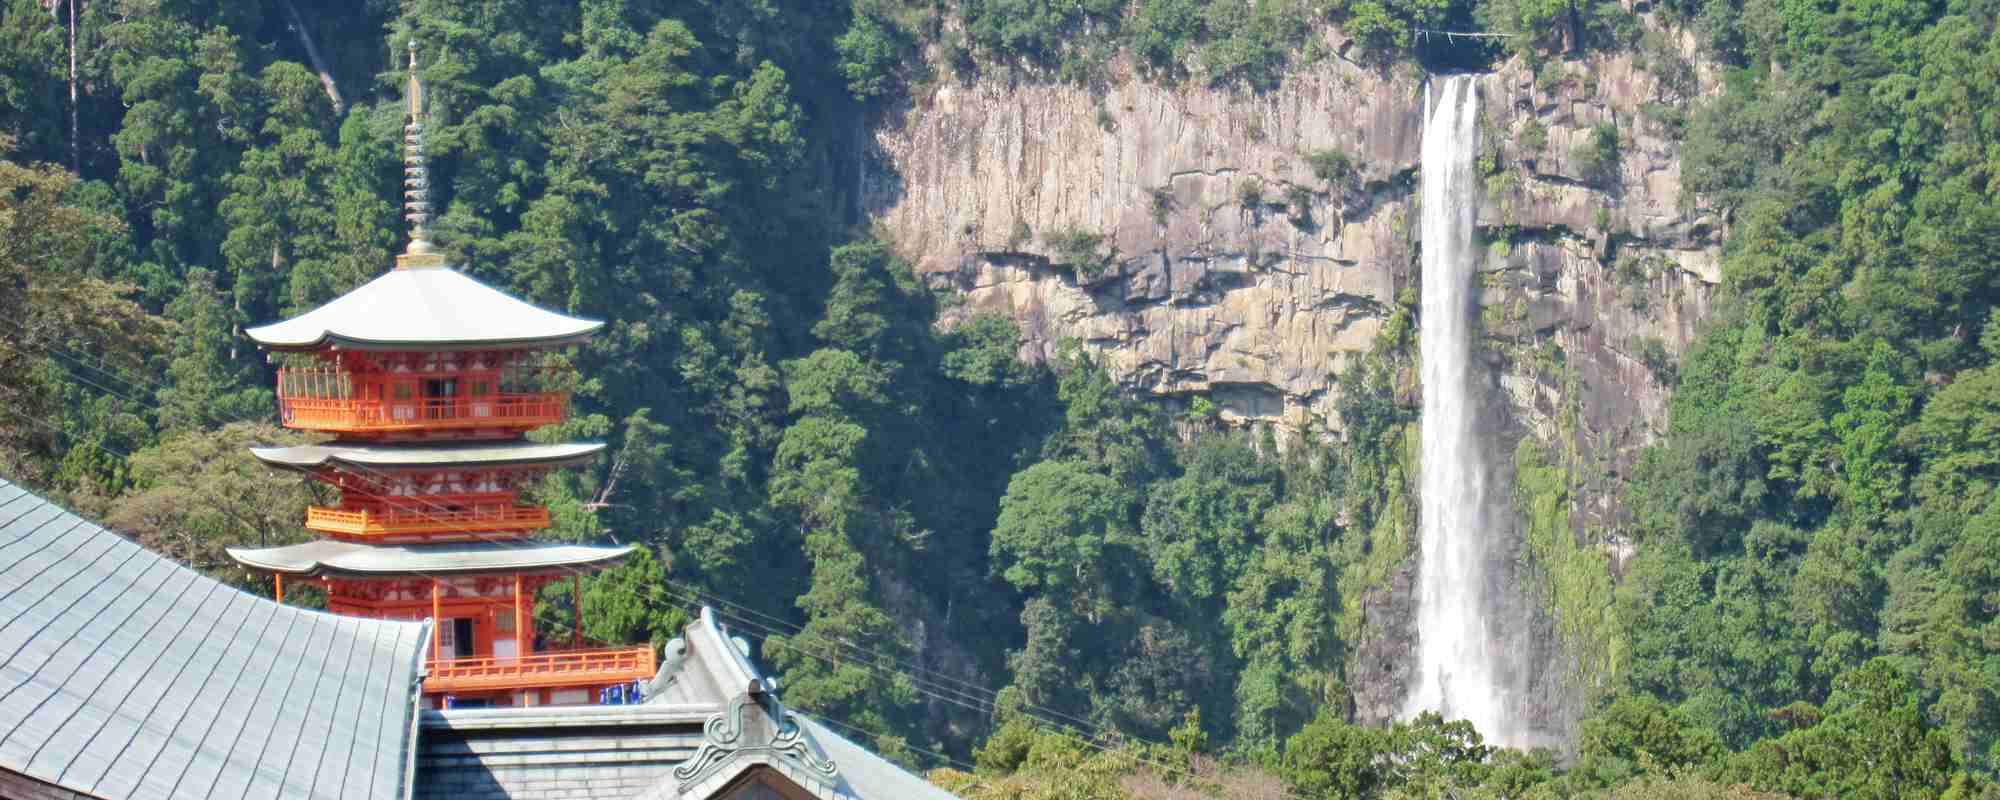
[226, 45, 653, 709]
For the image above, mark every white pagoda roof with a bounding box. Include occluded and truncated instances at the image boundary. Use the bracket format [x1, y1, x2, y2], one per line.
[244, 266, 603, 351]
[225, 539, 635, 578]
[249, 441, 605, 472]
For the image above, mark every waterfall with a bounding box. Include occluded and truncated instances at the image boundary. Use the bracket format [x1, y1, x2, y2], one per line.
[1402, 75, 1520, 744]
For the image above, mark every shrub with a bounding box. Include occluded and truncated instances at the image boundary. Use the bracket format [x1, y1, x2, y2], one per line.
[1637, 337, 1677, 383]
[1009, 219, 1032, 249]
[1148, 186, 1173, 224]
[1284, 184, 1315, 228]
[1573, 122, 1621, 186]
[1307, 148, 1354, 184]
[1519, 118, 1548, 153]
[1043, 226, 1114, 278]
[1238, 179, 1264, 209]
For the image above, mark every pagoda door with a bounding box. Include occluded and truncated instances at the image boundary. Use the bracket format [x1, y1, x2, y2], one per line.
[426, 377, 458, 422]
[452, 618, 474, 658]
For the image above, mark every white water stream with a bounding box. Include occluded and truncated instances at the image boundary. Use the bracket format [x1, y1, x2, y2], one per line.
[1402, 75, 1521, 744]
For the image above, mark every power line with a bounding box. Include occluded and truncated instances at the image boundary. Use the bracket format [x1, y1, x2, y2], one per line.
[4, 345, 1278, 796]
[652, 583, 997, 717]
[656, 572, 1120, 740]
[0, 315, 157, 405]
[797, 707, 982, 776]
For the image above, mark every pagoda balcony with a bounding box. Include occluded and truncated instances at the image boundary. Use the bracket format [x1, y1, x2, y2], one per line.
[423, 645, 657, 693]
[305, 505, 551, 538]
[277, 393, 567, 434]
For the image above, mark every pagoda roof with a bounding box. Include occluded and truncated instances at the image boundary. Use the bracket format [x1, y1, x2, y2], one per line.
[243, 266, 603, 351]
[225, 539, 636, 578]
[249, 440, 605, 471]
[0, 477, 431, 799]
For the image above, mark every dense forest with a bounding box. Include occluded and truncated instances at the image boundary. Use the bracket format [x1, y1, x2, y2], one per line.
[1, 0, 1997, 796]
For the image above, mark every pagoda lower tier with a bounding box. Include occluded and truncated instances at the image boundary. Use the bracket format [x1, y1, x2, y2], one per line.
[225, 538, 652, 708]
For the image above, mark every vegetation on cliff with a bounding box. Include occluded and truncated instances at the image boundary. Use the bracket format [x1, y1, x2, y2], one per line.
[2, 0, 1999, 796]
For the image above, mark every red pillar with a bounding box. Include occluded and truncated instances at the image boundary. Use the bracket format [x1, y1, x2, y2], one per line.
[514, 574, 529, 658]
[274, 575, 284, 604]
[430, 578, 442, 663]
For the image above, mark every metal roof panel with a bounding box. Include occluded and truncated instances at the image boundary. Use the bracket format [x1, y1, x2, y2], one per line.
[0, 477, 431, 799]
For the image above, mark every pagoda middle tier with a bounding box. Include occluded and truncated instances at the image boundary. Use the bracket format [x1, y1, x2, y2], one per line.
[250, 441, 602, 542]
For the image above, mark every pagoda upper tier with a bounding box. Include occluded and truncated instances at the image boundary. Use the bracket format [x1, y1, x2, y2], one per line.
[252, 269, 602, 440]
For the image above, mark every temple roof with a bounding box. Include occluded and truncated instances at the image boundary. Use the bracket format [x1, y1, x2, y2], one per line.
[249, 441, 606, 471]
[414, 608, 961, 800]
[0, 477, 431, 799]
[225, 539, 636, 578]
[243, 267, 603, 351]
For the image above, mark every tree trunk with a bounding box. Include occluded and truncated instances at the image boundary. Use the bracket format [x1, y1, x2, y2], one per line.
[67, 0, 78, 173]
[1564, 0, 1581, 52]
[281, 0, 344, 115]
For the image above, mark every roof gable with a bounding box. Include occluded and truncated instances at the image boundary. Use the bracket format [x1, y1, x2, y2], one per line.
[412, 608, 960, 800]
[631, 609, 960, 800]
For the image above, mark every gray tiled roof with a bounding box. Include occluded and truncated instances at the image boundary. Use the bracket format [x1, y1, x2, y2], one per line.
[0, 477, 432, 799]
[244, 266, 603, 351]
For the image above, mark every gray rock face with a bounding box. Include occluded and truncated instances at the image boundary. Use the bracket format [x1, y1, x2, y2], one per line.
[866, 38, 1715, 432]
[864, 25, 1722, 734]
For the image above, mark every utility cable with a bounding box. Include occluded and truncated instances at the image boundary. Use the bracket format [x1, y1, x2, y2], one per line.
[3, 352, 1271, 795]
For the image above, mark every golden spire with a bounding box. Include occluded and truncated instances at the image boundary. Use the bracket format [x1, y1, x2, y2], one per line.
[398, 40, 444, 269]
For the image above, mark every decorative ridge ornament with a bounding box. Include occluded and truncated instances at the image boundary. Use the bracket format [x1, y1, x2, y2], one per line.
[398, 40, 445, 269]
[672, 692, 840, 793]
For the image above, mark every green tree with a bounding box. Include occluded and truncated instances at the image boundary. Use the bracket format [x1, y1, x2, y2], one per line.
[991, 459, 1136, 609]
[1728, 659, 1957, 799]
[577, 544, 685, 649]
[1282, 710, 1389, 799]
[154, 268, 268, 432]
[102, 422, 314, 588]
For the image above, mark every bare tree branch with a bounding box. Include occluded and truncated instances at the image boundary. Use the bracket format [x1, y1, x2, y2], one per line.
[280, 0, 344, 115]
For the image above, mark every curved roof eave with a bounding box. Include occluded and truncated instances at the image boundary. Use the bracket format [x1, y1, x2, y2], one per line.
[256, 325, 604, 353]
[225, 540, 638, 578]
[241, 266, 605, 352]
[248, 442, 607, 472]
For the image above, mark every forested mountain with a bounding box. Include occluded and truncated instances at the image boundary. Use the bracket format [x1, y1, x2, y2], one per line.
[1, 0, 1998, 797]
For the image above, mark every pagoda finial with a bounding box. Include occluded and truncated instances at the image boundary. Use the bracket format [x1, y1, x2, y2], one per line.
[398, 40, 444, 269]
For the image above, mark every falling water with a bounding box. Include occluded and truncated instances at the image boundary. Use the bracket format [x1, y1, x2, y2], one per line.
[1402, 75, 1518, 743]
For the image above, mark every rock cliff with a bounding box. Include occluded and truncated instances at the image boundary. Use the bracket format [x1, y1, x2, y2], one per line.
[862, 23, 1722, 733]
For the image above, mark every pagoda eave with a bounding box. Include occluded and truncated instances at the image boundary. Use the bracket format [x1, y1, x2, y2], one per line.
[242, 266, 603, 352]
[226, 539, 636, 579]
[248, 441, 607, 472]
[254, 330, 601, 353]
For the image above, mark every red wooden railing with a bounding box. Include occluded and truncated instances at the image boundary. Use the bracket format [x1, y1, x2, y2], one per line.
[305, 505, 551, 538]
[424, 646, 657, 693]
[275, 369, 566, 433]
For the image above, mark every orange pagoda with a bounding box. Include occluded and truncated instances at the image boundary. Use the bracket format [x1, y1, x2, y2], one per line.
[226, 44, 654, 709]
